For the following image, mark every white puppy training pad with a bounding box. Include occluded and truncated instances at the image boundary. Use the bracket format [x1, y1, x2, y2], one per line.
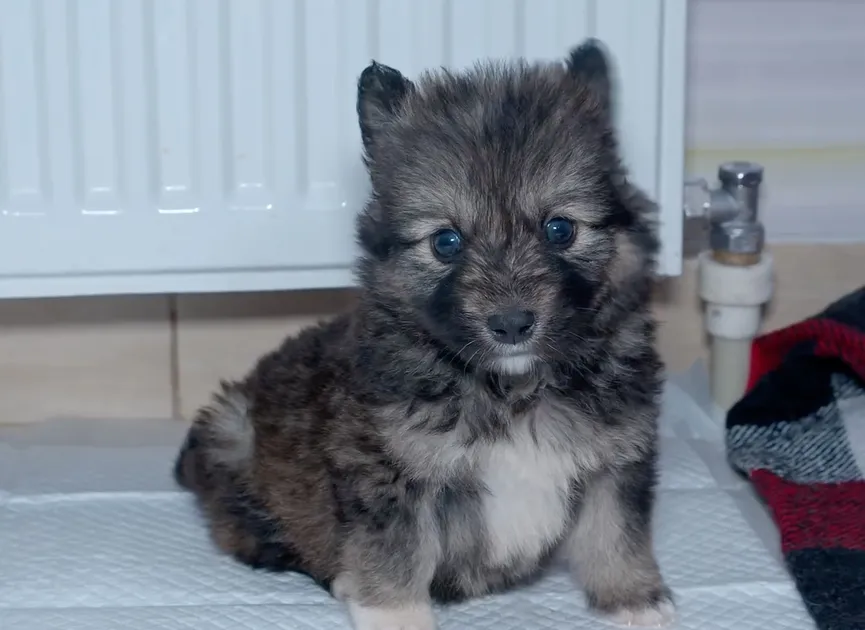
[0, 372, 815, 629]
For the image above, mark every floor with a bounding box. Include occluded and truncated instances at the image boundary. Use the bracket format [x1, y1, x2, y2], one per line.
[0, 366, 815, 629]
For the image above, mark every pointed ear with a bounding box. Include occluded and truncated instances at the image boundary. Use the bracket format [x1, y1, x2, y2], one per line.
[566, 38, 613, 116]
[357, 61, 414, 155]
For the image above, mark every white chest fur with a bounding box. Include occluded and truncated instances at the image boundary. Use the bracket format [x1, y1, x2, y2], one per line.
[479, 426, 578, 566]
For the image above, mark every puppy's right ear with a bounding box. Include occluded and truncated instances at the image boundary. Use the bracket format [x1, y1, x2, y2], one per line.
[357, 61, 414, 157]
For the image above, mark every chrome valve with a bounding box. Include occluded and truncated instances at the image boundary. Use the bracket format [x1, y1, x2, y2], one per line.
[684, 161, 765, 258]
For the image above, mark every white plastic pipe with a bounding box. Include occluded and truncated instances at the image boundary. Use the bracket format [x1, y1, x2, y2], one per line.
[697, 251, 774, 411]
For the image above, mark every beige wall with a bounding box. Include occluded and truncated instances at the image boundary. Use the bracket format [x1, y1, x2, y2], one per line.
[686, 0, 865, 241]
[2, 0, 864, 424]
[0, 243, 862, 424]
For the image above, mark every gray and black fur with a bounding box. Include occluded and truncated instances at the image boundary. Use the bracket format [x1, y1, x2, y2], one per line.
[175, 39, 672, 629]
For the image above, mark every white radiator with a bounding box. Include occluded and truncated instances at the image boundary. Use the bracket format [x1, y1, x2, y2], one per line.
[0, 0, 686, 299]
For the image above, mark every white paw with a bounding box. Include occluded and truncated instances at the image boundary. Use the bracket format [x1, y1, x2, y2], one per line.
[348, 601, 437, 630]
[608, 598, 676, 627]
[331, 574, 353, 601]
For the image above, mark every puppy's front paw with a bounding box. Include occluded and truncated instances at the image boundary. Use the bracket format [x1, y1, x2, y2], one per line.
[348, 600, 437, 630]
[607, 597, 676, 628]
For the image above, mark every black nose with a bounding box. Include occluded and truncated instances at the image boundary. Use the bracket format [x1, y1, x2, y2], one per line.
[487, 309, 536, 345]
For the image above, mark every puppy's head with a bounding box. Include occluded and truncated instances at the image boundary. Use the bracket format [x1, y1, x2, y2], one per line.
[355, 40, 658, 376]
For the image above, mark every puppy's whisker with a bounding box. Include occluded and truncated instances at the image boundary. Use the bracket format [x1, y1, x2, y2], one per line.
[450, 340, 478, 369]
[464, 346, 485, 376]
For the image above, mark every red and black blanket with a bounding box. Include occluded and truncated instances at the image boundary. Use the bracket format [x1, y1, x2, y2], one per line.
[727, 285, 865, 630]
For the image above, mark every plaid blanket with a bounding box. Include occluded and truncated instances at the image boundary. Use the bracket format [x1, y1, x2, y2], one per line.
[727, 285, 865, 630]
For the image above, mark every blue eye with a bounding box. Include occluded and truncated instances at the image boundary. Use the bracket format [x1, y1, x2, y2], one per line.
[544, 217, 576, 247]
[431, 229, 463, 260]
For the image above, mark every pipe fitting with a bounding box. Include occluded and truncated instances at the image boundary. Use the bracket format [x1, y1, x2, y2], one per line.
[697, 251, 774, 411]
[709, 220, 765, 258]
[685, 161, 766, 260]
[686, 161, 775, 411]
[698, 251, 774, 340]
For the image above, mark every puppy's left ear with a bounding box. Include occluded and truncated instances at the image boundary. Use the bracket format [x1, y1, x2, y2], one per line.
[566, 38, 613, 118]
[357, 61, 414, 157]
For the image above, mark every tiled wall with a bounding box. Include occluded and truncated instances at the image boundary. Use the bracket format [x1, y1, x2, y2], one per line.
[1, 0, 864, 424]
[1, 242, 863, 424]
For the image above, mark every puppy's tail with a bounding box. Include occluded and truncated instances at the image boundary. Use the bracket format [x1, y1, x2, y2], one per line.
[173, 381, 255, 493]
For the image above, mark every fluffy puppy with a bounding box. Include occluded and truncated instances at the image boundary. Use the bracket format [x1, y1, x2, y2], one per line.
[174, 39, 673, 630]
